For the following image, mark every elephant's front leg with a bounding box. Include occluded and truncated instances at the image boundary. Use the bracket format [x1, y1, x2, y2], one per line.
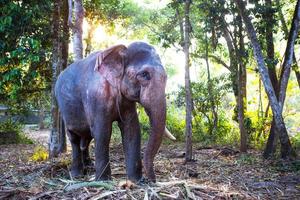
[118, 109, 142, 182]
[92, 119, 112, 180]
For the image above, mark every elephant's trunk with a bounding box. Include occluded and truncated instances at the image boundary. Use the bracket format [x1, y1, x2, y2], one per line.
[141, 71, 167, 182]
[144, 98, 166, 182]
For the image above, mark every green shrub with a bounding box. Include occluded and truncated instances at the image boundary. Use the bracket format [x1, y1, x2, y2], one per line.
[0, 119, 33, 144]
[166, 104, 185, 141]
[137, 106, 150, 141]
[111, 121, 122, 143]
[192, 111, 239, 146]
[291, 133, 300, 152]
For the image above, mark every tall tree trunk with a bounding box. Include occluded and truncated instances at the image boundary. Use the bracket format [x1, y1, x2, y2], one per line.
[68, 0, 84, 61]
[205, 30, 217, 135]
[58, 0, 69, 153]
[263, 0, 280, 158]
[49, 0, 62, 158]
[275, 0, 300, 88]
[278, 0, 300, 106]
[221, 24, 238, 103]
[234, 0, 296, 159]
[49, 0, 69, 156]
[183, 0, 193, 162]
[236, 15, 247, 152]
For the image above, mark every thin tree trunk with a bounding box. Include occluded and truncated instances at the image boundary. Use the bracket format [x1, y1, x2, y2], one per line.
[278, 0, 300, 106]
[234, 0, 296, 159]
[221, 25, 238, 102]
[68, 0, 84, 61]
[58, 0, 69, 153]
[49, 0, 69, 156]
[205, 30, 217, 135]
[39, 105, 45, 130]
[183, 0, 193, 162]
[49, 0, 61, 158]
[264, 0, 280, 158]
[236, 15, 247, 152]
[276, 0, 300, 88]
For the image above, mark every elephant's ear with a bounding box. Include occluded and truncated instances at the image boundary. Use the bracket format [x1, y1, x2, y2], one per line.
[94, 44, 127, 87]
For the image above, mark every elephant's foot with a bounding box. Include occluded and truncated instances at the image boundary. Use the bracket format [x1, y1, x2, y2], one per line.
[70, 164, 84, 178]
[95, 164, 111, 181]
[127, 170, 142, 183]
[135, 176, 154, 185]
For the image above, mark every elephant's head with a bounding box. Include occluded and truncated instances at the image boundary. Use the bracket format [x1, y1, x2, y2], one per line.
[94, 42, 171, 181]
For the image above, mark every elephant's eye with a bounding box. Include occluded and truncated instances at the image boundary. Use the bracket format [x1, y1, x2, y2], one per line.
[139, 71, 151, 80]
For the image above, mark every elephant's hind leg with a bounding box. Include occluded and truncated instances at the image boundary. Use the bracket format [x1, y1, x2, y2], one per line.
[68, 130, 84, 178]
[80, 135, 93, 168]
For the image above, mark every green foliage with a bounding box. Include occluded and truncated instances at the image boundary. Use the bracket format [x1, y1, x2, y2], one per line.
[291, 133, 300, 152]
[137, 106, 150, 141]
[0, 119, 23, 133]
[246, 111, 271, 149]
[166, 104, 185, 141]
[0, 119, 33, 144]
[111, 122, 122, 143]
[0, 0, 52, 113]
[174, 74, 239, 145]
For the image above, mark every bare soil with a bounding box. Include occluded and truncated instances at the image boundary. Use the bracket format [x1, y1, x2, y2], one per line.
[0, 129, 299, 199]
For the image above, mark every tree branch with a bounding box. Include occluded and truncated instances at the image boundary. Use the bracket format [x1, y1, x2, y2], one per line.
[208, 54, 231, 71]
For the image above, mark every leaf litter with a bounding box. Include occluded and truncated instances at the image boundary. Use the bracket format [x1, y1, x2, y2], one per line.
[0, 130, 299, 199]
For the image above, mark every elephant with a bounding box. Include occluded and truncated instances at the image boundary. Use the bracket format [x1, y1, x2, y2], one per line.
[55, 42, 175, 182]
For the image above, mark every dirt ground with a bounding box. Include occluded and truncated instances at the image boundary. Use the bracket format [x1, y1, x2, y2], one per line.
[0, 129, 299, 199]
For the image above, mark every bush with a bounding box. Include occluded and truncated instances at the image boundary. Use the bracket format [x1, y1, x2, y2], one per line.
[166, 104, 185, 142]
[0, 119, 33, 144]
[192, 111, 239, 146]
[137, 106, 150, 141]
[291, 133, 300, 152]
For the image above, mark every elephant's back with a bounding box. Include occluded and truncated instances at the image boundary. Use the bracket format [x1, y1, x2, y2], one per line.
[55, 51, 101, 100]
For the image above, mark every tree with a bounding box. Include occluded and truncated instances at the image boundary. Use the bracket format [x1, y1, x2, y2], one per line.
[275, 0, 300, 89]
[49, 0, 69, 157]
[234, 0, 297, 159]
[68, 0, 84, 61]
[181, 0, 193, 162]
[264, 0, 300, 158]
[0, 0, 52, 113]
[236, 14, 248, 152]
[195, 0, 249, 152]
[263, 0, 281, 158]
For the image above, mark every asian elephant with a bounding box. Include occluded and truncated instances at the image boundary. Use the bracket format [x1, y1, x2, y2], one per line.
[55, 42, 175, 182]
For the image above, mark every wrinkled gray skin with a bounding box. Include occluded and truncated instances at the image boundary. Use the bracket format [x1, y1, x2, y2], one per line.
[55, 42, 167, 182]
